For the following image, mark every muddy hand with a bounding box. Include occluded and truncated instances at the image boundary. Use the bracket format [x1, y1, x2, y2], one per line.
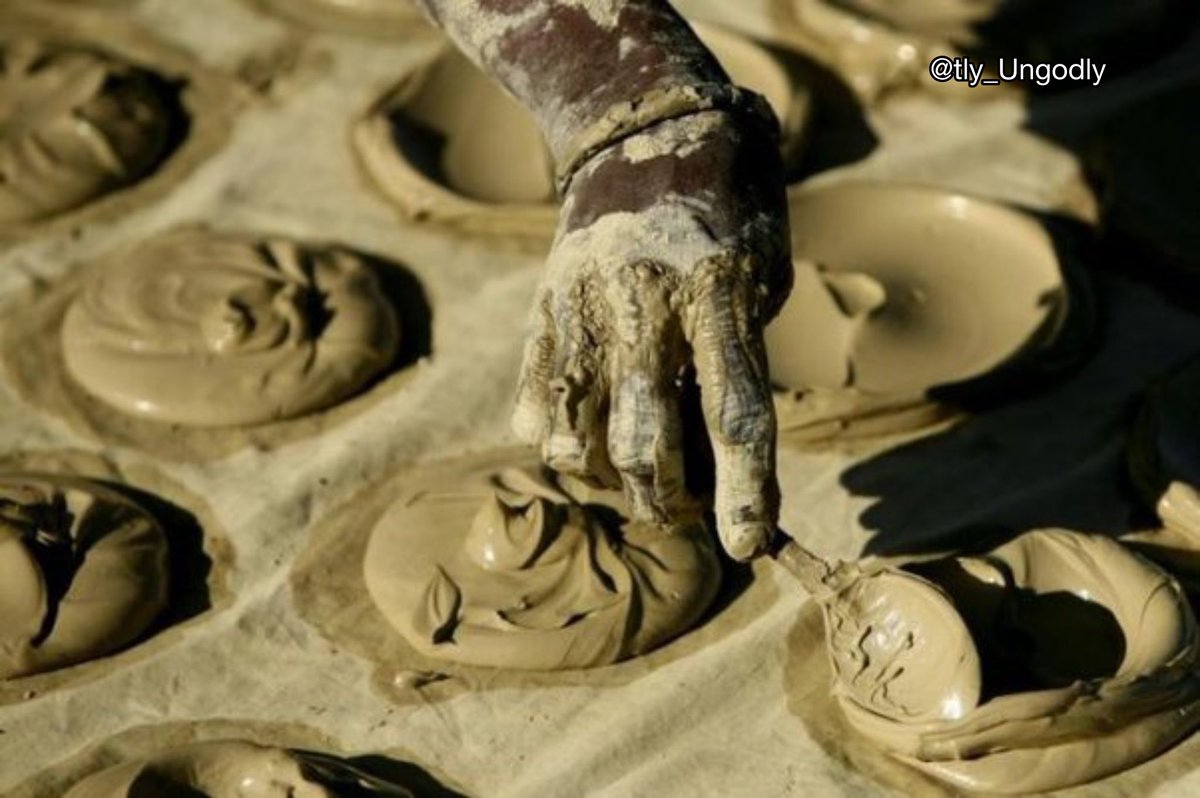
[511, 110, 792, 560]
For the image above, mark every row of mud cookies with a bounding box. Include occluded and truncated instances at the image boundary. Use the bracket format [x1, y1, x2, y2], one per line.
[0, 3, 444, 797]
[1, 0, 1199, 797]
[0, 1, 758, 796]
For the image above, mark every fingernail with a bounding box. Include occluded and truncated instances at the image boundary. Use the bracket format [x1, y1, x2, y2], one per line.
[722, 522, 773, 561]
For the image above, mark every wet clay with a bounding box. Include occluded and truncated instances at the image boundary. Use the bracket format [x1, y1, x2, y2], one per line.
[61, 229, 400, 428]
[831, 0, 1003, 43]
[249, 0, 429, 37]
[1159, 482, 1200, 545]
[825, 529, 1200, 793]
[1127, 357, 1200, 574]
[1120, 482, 1200, 588]
[768, 183, 1076, 441]
[62, 740, 419, 797]
[1095, 85, 1200, 275]
[0, 450, 229, 706]
[293, 448, 775, 703]
[0, 39, 180, 225]
[365, 462, 721, 670]
[7, 719, 469, 798]
[769, 0, 990, 104]
[0, 6, 240, 247]
[0, 474, 169, 680]
[353, 23, 811, 238]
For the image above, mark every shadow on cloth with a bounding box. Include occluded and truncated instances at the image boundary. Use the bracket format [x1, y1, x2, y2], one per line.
[841, 271, 1200, 557]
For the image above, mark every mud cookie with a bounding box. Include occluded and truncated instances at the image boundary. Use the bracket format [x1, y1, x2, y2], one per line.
[0, 474, 169, 679]
[61, 230, 400, 427]
[63, 740, 420, 797]
[0, 40, 179, 225]
[767, 183, 1089, 441]
[832, 529, 1200, 793]
[365, 462, 721, 670]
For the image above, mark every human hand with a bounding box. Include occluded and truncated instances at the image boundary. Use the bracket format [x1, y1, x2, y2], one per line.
[512, 109, 791, 560]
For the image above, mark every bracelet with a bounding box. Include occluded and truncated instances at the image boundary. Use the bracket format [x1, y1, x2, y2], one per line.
[554, 82, 781, 197]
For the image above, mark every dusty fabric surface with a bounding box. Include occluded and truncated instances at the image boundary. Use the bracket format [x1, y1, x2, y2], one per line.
[1, 0, 1200, 795]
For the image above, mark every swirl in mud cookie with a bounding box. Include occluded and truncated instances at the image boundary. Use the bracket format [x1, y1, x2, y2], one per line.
[365, 462, 722, 670]
[61, 230, 400, 427]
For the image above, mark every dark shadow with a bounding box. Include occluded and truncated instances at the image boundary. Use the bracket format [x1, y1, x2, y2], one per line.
[765, 46, 880, 179]
[829, 0, 1198, 86]
[679, 373, 715, 500]
[359, 251, 435, 371]
[386, 114, 452, 195]
[1018, 14, 1200, 292]
[1061, 82, 1200, 297]
[128, 771, 205, 798]
[833, 5, 1200, 558]
[153, 75, 192, 177]
[907, 557, 1125, 701]
[841, 268, 1200, 557]
[973, 0, 1196, 83]
[107, 482, 214, 628]
[103, 62, 192, 185]
[344, 755, 471, 798]
[298, 750, 472, 798]
[693, 541, 756, 627]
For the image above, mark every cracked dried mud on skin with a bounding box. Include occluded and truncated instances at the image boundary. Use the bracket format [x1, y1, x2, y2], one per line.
[354, 20, 810, 238]
[409, 1, 791, 557]
[414, 0, 728, 161]
[510, 112, 789, 559]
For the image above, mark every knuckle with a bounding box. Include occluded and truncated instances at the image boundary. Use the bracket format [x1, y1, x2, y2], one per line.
[713, 395, 774, 445]
[610, 446, 655, 475]
[607, 422, 656, 473]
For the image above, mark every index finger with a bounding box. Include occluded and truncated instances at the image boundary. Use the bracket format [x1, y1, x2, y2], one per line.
[684, 254, 780, 560]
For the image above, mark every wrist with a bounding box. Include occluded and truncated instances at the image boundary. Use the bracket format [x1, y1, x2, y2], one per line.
[555, 83, 781, 197]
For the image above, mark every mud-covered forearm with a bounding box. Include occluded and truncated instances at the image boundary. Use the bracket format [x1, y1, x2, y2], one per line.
[413, 0, 731, 166]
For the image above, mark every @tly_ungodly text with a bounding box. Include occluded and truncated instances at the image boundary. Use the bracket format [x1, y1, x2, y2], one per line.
[928, 55, 1108, 88]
